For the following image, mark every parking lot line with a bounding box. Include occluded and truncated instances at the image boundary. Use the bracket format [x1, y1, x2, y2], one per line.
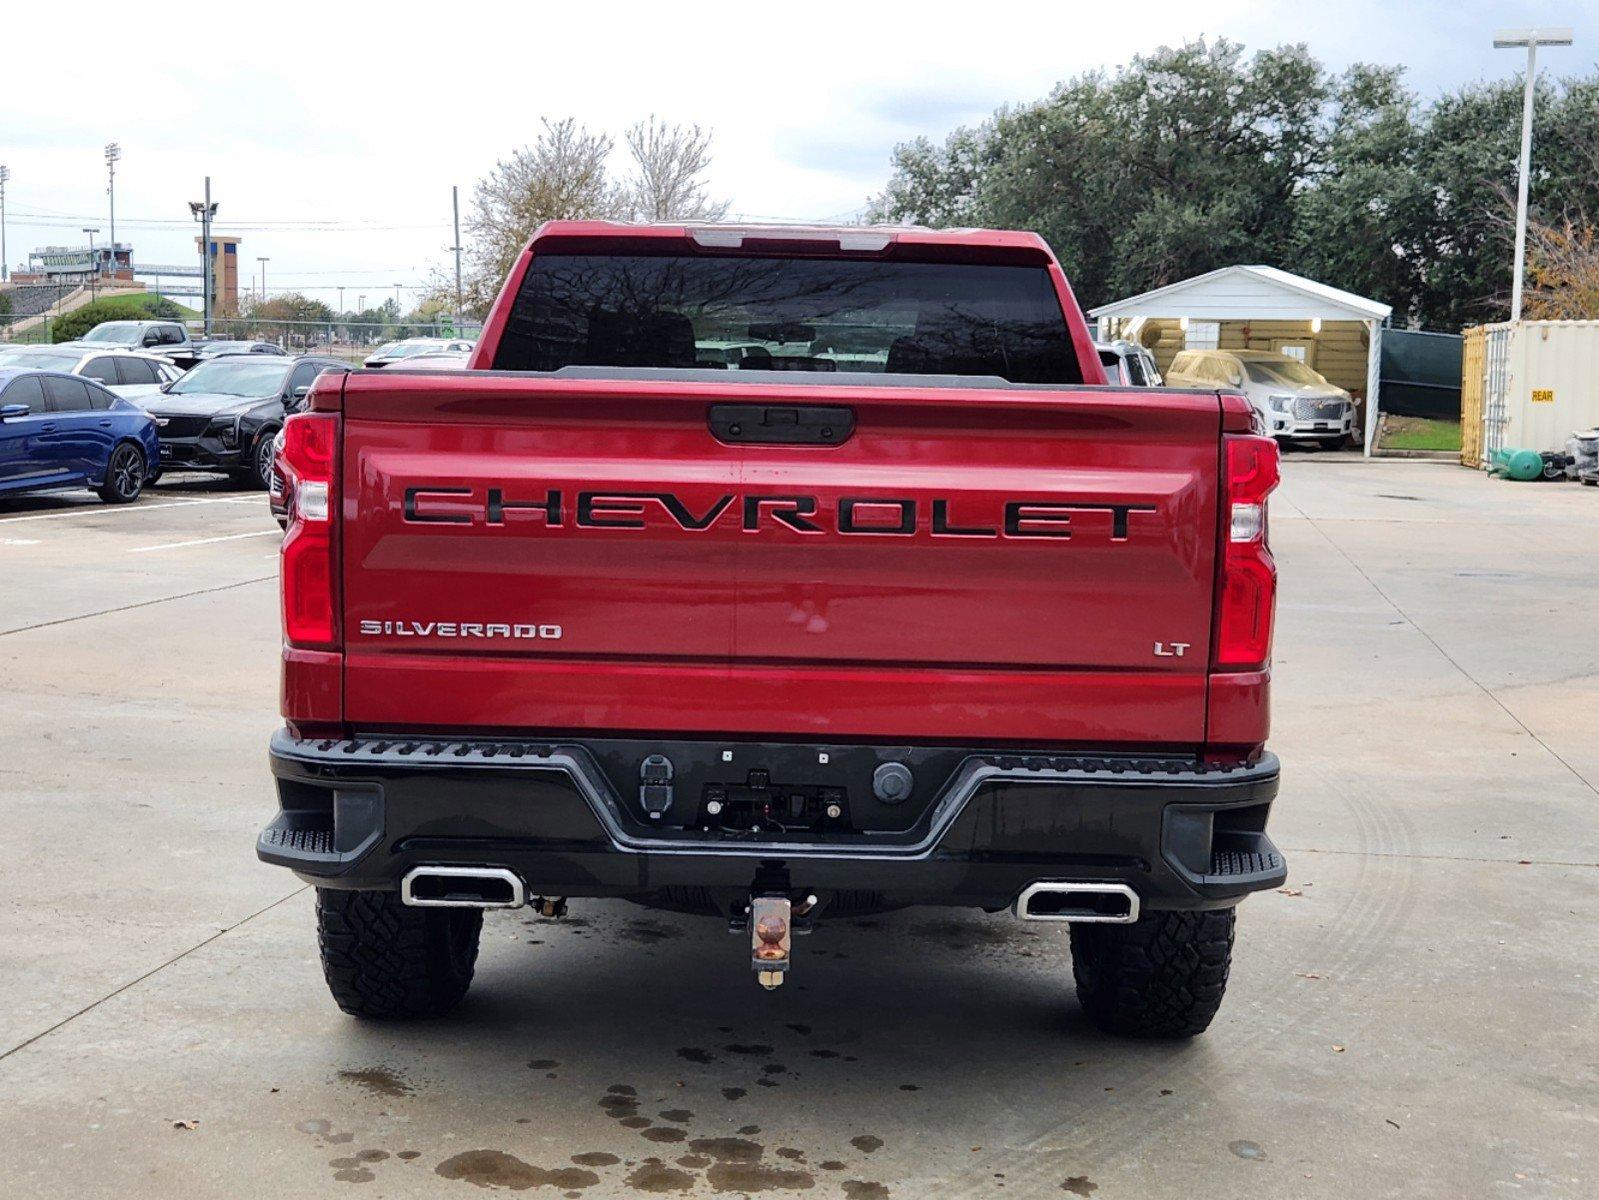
[0, 497, 264, 525]
[128, 529, 282, 553]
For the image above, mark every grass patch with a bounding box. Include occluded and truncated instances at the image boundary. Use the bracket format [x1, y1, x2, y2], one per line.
[1381, 415, 1461, 452]
[100, 291, 202, 319]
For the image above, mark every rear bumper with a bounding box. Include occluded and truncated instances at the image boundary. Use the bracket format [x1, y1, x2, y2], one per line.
[258, 729, 1285, 913]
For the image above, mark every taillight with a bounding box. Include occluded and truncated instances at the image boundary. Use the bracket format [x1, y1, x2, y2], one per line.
[280, 411, 340, 649]
[1213, 435, 1279, 670]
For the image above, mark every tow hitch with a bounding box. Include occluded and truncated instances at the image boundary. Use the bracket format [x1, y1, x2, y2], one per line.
[751, 895, 791, 989]
[740, 891, 817, 989]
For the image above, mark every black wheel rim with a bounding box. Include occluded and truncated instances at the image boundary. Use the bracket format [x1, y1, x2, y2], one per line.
[111, 446, 142, 498]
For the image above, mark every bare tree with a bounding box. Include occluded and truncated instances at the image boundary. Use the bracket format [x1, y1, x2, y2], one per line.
[462, 118, 623, 312]
[1524, 212, 1599, 320]
[622, 116, 731, 223]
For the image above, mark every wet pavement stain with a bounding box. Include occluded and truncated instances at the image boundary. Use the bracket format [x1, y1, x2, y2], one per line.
[808, 1049, 841, 1059]
[397, 1151, 421, 1161]
[705, 1162, 815, 1192]
[617, 920, 686, 944]
[819, 1161, 846, 1172]
[620, 1116, 653, 1130]
[842, 1183, 890, 1199]
[850, 1135, 884, 1154]
[435, 1150, 601, 1191]
[332, 1167, 375, 1184]
[571, 1152, 620, 1168]
[898, 1084, 920, 1092]
[1229, 1140, 1267, 1161]
[626, 1163, 696, 1193]
[641, 1126, 687, 1143]
[687, 1137, 764, 1164]
[761, 1063, 787, 1075]
[721, 1088, 747, 1102]
[327, 1132, 355, 1144]
[677, 1047, 717, 1064]
[357, 1149, 390, 1162]
[738, 1126, 761, 1136]
[659, 1109, 694, 1124]
[337, 1068, 413, 1098]
[722, 1043, 774, 1056]
[1062, 1176, 1098, 1196]
[677, 1155, 712, 1169]
[606, 1084, 637, 1096]
[776, 1148, 806, 1161]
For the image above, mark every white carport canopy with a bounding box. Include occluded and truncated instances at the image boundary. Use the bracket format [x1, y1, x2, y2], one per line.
[1090, 266, 1393, 456]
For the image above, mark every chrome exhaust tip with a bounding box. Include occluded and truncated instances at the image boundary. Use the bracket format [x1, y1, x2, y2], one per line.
[401, 866, 526, 909]
[1013, 882, 1139, 924]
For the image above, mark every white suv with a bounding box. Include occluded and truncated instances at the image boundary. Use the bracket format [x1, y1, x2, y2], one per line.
[1166, 349, 1354, 444]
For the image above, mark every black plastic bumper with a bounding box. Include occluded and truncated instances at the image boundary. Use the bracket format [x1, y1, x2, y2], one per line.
[259, 730, 1285, 914]
[157, 437, 247, 471]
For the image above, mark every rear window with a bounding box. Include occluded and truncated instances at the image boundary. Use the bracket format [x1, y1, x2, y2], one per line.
[493, 254, 1082, 384]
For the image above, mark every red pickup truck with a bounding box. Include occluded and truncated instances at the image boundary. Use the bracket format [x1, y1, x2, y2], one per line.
[259, 221, 1283, 1037]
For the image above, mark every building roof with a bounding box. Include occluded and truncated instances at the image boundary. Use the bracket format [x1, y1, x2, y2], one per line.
[1089, 264, 1392, 322]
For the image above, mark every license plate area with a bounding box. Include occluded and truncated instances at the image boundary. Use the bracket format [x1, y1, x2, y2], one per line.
[699, 771, 850, 834]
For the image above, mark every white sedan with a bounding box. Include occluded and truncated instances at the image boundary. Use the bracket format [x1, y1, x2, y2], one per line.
[0, 345, 183, 403]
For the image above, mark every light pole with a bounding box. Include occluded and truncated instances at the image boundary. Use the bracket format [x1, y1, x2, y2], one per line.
[257, 256, 270, 302]
[0, 165, 10, 284]
[394, 283, 402, 312]
[189, 178, 218, 336]
[82, 227, 100, 299]
[1493, 27, 1574, 320]
[337, 286, 345, 314]
[451, 185, 464, 333]
[104, 143, 120, 268]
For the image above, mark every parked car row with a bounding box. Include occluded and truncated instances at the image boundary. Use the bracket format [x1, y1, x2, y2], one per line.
[0, 319, 417, 506]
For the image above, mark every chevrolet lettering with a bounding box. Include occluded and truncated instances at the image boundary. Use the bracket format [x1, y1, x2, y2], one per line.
[402, 486, 1160, 540]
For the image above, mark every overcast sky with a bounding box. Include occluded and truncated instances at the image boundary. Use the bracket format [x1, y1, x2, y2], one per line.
[4, 0, 1593, 310]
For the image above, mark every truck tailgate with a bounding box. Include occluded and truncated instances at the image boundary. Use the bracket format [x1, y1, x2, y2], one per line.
[338, 372, 1222, 745]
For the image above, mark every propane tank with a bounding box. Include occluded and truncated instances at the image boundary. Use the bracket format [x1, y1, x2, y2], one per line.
[1489, 447, 1547, 481]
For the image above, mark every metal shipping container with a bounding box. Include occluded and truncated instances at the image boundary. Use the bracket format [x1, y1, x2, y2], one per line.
[1461, 320, 1599, 467]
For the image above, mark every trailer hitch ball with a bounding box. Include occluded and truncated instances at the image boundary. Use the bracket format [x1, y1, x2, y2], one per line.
[750, 895, 792, 990]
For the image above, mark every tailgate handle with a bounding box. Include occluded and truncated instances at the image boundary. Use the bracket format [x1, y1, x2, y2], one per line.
[709, 404, 854, 446]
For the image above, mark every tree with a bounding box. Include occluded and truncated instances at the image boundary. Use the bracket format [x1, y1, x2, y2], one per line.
[868, 40, 1331, 310]
[866, 40, 1599, 328]
[463, 118, 621, 313]
[1293, 65, 1435, 325]
[621, 117, 730, 222]
[1524, 212, 1599, 318]
[457, 116, 731, 315]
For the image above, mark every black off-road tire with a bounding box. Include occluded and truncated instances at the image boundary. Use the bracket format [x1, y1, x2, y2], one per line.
[1070, 907, 1235, 1038]
[315, 888, 484, 1019]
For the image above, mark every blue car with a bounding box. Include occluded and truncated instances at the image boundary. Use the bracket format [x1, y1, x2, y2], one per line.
[0, 368, 160, 504]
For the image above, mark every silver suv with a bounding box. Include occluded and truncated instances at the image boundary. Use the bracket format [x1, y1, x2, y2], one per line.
[1166, 349, 1354, 444]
